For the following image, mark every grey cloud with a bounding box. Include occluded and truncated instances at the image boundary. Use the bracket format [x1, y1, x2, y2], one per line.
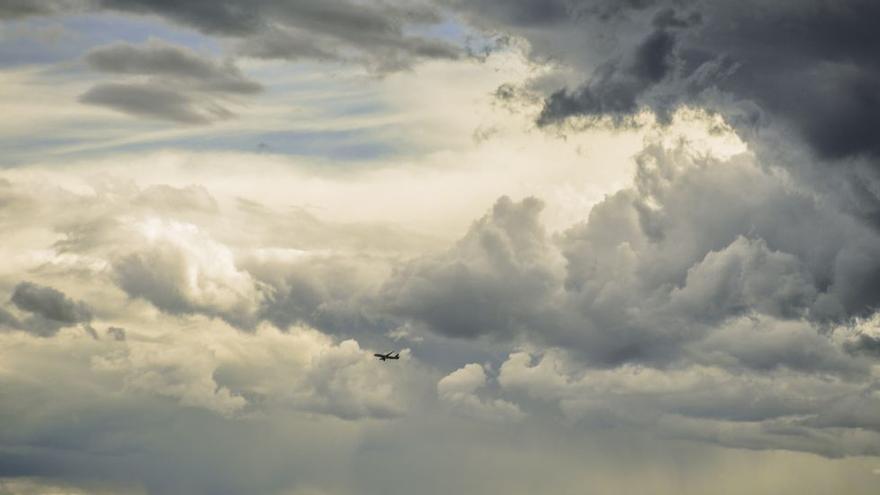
[689, 317, 868, 377]
[452, 0, 880, 237]
[9, 281, 93, 337]
[11, 281, 91, 324]
[844, 332, 880, 358]
[113, 239, 264, 329]
[3, 154, 880, 464]
[0, 0, 84, 18]
[237, 27, 342, 62]
[437, 363, 524, 422]
[445, 0, 571, 28]
[668, 236, 817, 322]
[0, 307, 21, 330]
[457, 0, 880, 206]
[381, 145, 880, 368]
[80, 40, 261, 124]
[105, 326, 126, 341]
[79, 82, 235, 124]
[538, 27, 679, 126]
[133, 184, 219, 213]
[85, 40, 261, 94]
[497, 348, 880, 456]
[17, 0, 460, 71]
[383, 196, 562, 340]
[243, 253, 389, 336]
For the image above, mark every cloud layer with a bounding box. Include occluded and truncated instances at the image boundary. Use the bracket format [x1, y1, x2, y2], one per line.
[80, 40, 262, 123]
[2, 1, 880, 493]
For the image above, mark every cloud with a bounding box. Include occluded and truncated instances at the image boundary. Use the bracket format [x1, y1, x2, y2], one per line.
[84, 40, 261, 94]
[0, 0, 83, 18]
[13, 0, 460, 72]
[381, 144, 880, 367]
[105, 325, 126, 341]
[133, 184, 219, 213]
[0, 136, 878, 465]
[8, 281, 93, 337]
[452, 0, 880, 229]
[10, 282, 90, 324]
[384, 196, 562, 340]
[0, 307, 21, 330]
[79, 40, 261, 124]
[538, 27, 679, 126]
[437, 363, 524, 421]
[453, 0, 880, 154]
[0, 316, 427, 494]
[497, 346, 880, 456]
[113, 218, 266, 328]
[79, 82, 237, 124]
[4, 3, 880, 490]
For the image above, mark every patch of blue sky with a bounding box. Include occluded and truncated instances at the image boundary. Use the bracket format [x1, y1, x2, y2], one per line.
[404, 16, 506, 60]
[410, 17, 471, 44]
[0, 12, 220, 68]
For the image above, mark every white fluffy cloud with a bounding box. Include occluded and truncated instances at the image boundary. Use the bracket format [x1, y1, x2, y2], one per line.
[113, 218, 266, 327]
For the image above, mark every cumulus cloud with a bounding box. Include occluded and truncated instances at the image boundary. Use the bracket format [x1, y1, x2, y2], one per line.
[99, 321, 414, 419]
[437, 363, 524, 422]
[382, 144, 880, 367]
[453, 0, 880, 229]
[5, 1, 880, 491]
[498, 346, 880, 457]
[0, 315, 427, 493]
[384, 196, 562, 340]
[113, 218, 266, 328]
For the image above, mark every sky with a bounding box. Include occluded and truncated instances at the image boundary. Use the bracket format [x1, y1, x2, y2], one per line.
[1, 1, 880, 493]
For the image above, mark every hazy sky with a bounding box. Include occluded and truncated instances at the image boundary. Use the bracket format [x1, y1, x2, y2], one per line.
[1, 1, 880, 494]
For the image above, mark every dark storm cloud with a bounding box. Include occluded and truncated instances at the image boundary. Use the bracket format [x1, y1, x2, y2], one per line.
[537, 27, 679, 125]
[382, 146, 880, 368]
[460, 0, 880, 163]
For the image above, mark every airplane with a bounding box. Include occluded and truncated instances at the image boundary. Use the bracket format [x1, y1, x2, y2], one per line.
[373, 351, 400, 361]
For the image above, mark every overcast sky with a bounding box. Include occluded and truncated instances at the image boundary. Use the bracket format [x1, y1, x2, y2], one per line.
[2, 1, 880, 494]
